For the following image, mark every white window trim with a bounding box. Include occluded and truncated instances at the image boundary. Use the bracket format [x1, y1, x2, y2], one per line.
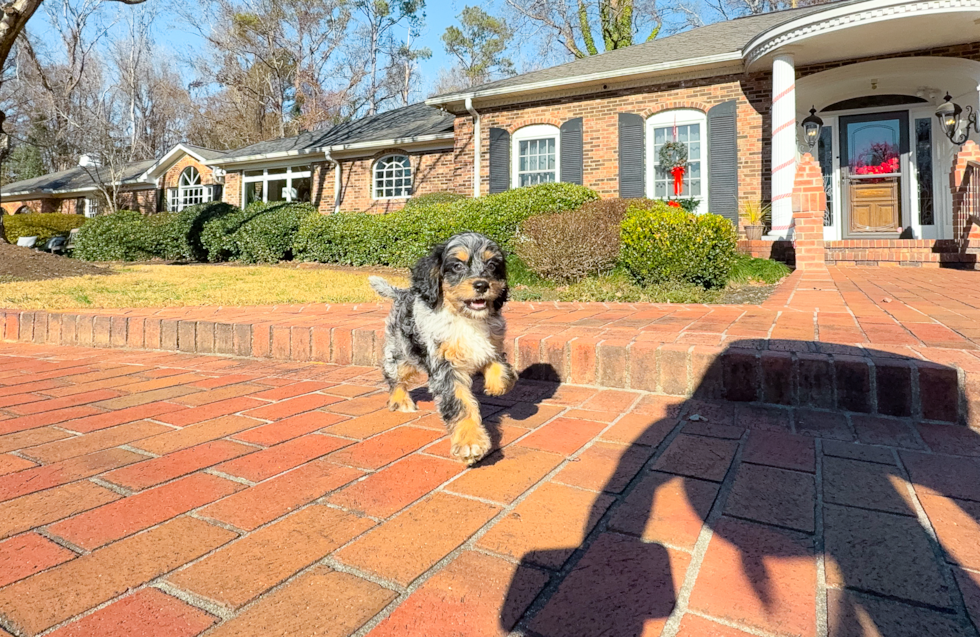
[241, 164, 313, 206]
[512, 124, 560, 189]
[171, 166, 212, 211]
[82, 197, 99, 218]
[646, 109, 708, 214]
[372, 154, 413, 200]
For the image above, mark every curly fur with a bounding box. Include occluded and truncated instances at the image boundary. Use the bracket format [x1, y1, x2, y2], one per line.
[370, 232, 517, 465]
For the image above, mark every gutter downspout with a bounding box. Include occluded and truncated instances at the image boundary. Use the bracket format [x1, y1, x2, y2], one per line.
[465, 97, 480, 198]
[323, 149, 341, 214]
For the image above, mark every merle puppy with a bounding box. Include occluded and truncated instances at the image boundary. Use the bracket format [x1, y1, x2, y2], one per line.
[369, 232, 518, 465]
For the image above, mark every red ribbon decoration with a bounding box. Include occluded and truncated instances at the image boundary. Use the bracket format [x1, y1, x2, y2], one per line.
[670, 165, 685, 196]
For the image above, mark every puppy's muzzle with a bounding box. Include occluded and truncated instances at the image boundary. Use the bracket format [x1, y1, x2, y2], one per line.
[466, 279, 491, 311]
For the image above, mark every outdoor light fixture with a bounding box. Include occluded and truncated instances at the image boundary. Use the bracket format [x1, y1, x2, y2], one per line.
[936, 92, 979, 145]
[801, 106, 823, 150]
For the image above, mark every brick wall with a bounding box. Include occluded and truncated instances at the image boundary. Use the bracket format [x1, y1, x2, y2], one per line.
[161, 156, 220, 191]
[792, 153, 827, 269]
[312, 148, 456, 214]
[452, 74, 772, 224]
[1, 189, 156, 216]
[222, 172, 241, 207]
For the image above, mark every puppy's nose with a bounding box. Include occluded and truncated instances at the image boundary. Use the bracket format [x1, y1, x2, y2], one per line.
[473, 280, 490, 294]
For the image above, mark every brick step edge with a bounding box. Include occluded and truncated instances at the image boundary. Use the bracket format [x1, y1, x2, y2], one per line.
[2, 309, 973, 426]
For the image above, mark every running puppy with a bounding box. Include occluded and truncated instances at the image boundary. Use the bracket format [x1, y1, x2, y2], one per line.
[370, 232, 518, 465]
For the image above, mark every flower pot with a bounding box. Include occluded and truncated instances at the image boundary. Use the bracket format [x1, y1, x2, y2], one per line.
[744, 225, 764, 241]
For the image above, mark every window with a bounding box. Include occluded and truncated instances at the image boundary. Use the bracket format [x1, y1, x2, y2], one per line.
[167, 166, 216, 212]
[512, 125, 559, 187]
[373, 155, 412, 199]
[646, 110, 707, 213]
[241, 165, 313, 206]
[82, 197, 99, 218]
[817, 126, 834, 227]
[915, 118, 934, 226]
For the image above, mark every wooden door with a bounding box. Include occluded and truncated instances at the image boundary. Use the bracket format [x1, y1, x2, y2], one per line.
[840, 111, 908, 237]
[849, 179, 900, 233]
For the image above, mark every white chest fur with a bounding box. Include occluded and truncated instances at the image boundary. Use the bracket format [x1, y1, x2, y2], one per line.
[416, 300, 502, 374]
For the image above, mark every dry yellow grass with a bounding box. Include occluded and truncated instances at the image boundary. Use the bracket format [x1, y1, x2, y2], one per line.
[0, 264, 409, 310]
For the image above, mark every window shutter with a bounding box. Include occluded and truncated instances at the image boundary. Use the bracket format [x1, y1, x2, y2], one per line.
[618, 113, 645, 198]
[488, 127, 510, 194]
[707, 100, 739, 224]
[560, 118, 583, 185]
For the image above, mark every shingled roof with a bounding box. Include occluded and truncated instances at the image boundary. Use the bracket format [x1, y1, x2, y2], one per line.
[216, 102, 455, 162]
[1, 158, 158, 197]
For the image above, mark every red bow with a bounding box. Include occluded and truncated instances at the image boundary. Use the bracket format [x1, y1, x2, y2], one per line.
[670, 166, 685, 195]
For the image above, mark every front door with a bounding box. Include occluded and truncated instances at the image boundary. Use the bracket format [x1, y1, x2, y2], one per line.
[840, 111, 909, 237]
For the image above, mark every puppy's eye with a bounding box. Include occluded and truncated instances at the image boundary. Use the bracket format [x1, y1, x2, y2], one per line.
[485, 262, 496, 274]
[450, 262, 466, 273]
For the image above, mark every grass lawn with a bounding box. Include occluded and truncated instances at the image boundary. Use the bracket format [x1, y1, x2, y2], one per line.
[0, 263, 409, 310]
[0, 256, 790, 310]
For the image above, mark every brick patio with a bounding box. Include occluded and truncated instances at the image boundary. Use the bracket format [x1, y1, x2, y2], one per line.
[0, 340, 978, 636]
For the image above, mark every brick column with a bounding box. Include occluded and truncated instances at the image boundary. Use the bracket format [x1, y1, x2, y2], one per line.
[950, 140, 980, 244]
[792, 152, 826, 269]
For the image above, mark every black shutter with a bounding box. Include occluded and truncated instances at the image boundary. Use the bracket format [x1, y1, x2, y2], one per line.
[560, 118, 583, 185]
[488, 127, 510, 194]
[707, 100, 739, 224]
[618, 113, 645, 198]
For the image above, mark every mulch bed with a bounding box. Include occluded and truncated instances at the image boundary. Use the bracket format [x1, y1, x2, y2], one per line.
[0, 243, 110, 282]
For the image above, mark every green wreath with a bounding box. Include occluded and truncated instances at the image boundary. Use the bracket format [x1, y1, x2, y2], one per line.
[658, 141, 688, 170]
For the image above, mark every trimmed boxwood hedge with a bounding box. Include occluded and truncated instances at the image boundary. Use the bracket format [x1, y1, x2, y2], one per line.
[2, 213, 87, 245]
[620, 201, 738, 289]
[200, 201, 315, 264]
[293, 183, 598, 267]
[73, 202, 239, 262]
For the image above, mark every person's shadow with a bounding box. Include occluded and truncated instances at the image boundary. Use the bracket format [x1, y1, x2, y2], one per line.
[501, 341, 980, 637]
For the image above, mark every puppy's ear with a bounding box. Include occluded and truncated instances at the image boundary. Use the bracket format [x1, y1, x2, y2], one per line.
[411, 243, 444, 308]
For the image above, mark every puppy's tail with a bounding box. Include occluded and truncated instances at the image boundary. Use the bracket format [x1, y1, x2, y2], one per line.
[369, 276, 405, 299]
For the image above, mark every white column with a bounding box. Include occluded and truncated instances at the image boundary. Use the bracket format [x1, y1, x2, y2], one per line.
[767, 52, 797, 240]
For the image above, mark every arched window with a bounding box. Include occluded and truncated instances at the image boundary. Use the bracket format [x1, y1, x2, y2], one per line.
[14, 205, 32, 215]
[512, 124, 559, 187]
[168, 166, 215, 211]
[373, 155, 412, 199]
[646, 109, 708, 214]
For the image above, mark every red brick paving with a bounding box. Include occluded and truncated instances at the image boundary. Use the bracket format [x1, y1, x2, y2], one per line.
[1, 303, 980, 635]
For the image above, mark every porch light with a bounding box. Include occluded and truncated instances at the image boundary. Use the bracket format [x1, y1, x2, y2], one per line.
[801, 107, 823, 150]
[936, 92, 979, 145]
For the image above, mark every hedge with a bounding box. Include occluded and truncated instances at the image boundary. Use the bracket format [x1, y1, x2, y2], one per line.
[73, 202, 239, 262]
[73, 210, 154, 261]
[2, 213, 87, 245]
[200, 201, 315, 264]
[403, 191, 466, 210]
[294, 183, 598, 267]
[620, 202, 738, 289]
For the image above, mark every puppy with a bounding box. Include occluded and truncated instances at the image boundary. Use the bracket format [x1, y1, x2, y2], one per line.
[370, 232, 518, 465]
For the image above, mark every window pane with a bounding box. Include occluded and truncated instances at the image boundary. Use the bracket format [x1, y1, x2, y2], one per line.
[245, 181, 263, 204]
[267, 167, 287, 175]
[915, 118, 934, 225]
[373, 155, 412, 198]
[817, 126, 834, 226]
[291, 177, 311, 202]
[244, 169, 264, 177]
[268, 179, 287, 202]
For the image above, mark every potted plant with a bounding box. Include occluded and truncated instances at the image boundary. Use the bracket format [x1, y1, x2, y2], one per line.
[741, 201, 770, 241]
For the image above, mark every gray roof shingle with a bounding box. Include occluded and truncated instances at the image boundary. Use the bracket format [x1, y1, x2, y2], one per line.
[428, 1, 858, 102]
[218, 102, 455, 161]
[2, 158, 157, 197]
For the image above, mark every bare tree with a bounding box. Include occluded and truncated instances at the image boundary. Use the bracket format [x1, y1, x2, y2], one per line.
[505, 0, 662, 60]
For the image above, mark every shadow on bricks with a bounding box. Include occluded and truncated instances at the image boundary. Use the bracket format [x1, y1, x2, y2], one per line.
[501, 340, 980, 637]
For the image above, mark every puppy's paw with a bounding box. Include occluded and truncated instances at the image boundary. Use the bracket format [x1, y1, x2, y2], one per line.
[450, 419, 491, 465]
[483, 360, 517, 396]
[387, 387, 417, 413]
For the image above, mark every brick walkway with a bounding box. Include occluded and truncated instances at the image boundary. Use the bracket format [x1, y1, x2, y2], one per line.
[0, 341, 979, 636]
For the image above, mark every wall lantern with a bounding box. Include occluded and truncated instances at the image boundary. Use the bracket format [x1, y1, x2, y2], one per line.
[936, 92, 979, 145]
[801, 106, 823, 150]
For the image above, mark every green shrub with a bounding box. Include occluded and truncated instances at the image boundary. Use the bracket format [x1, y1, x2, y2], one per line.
[73, 210, 153, 261]
[294, 183, 597, 267]
[729, 253, 791, 285]
[403, 191, 466, 210]
[163, 202, 239, 261]
[2, 213, 87, 244]
[620, 202, 738, 289]
[201, 201, 315, 264]
[515, 198, 657, 282]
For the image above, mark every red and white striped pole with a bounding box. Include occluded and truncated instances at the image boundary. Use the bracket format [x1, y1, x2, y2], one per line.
[768, 52, 797, 240]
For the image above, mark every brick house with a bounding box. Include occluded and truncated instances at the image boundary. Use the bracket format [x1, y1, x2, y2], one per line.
[6, 0, 980, 265]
